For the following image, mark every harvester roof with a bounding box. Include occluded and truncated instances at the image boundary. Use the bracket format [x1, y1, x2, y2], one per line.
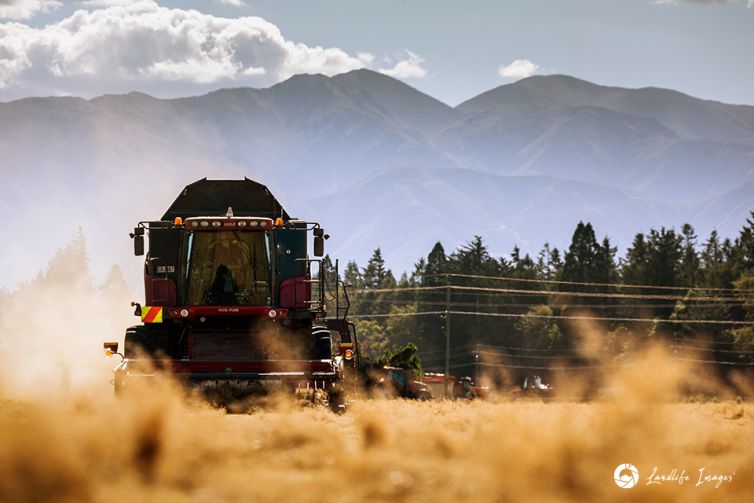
[162, 178, 291, 221]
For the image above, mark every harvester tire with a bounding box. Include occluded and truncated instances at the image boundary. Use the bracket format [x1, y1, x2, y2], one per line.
[124, 325, 150, 358]
[328, 389, 347, 414]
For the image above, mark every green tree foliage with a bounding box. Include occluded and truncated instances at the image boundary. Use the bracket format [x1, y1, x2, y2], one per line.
[621, 233, 649, 286]
[679, 224, 700, 287]
[379, 342, 423, 378]
[362, 248, 395, 289]
[646, 228, 683, 288]
[354, 319, 389, 360]
[515, 305, 563, 350]
[338, 213, 754, 380]
[561, 222, 604, 285]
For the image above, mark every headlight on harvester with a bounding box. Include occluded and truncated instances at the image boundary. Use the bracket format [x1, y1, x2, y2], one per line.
[103, 342, 119, 358]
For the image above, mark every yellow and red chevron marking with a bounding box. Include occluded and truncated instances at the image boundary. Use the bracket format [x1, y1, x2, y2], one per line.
[141, 306, 163, 323]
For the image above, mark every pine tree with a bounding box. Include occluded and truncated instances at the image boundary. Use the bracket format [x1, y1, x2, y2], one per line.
[621, 233, 649, 286]
[646, 227, 682, 287]
[362, 248, 395, 289]
[424, 241, 448, 288]
[595, 236, 618, 284]
[343, 260, 363, 289]
[732, 211, 754, 276]
[560, 222, 604, 286]
[679, 224, 700, 287]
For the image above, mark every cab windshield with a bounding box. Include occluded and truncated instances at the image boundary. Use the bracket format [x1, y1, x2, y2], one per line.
[184, 231, 272, 305]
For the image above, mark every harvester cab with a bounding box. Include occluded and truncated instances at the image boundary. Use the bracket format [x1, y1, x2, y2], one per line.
[106, 178, 358, 410]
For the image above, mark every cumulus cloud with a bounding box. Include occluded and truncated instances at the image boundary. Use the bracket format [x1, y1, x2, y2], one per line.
[80, 0, 133, 6]
[377, 51, 427, 79]
[497, 59, 541, 79]
[0, 0, 61, 20]
[0, 0, 376, 99]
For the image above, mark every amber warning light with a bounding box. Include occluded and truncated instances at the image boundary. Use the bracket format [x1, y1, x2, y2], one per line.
[103, 342, 119, 358]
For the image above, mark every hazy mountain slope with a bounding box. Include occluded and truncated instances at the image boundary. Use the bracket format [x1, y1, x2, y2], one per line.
[302, 168, 685, 269]
[1, 69, 753, 287]
[686, 181, 754, 236]
[330, 69, 460, 136]
[458, 75, 754, 146]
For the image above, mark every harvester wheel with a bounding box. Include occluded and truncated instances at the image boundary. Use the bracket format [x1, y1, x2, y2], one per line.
[328, 389, 347, 414]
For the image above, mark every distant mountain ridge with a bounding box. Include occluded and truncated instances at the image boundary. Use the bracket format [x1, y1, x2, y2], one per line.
[1, 70, 753, 287]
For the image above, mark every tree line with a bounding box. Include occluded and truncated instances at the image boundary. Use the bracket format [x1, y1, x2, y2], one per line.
[321, 212, 754, 383]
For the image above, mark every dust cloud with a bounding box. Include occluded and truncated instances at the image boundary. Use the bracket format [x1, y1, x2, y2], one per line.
[1, 237, 754, 502]
[0, 232, 134, 398]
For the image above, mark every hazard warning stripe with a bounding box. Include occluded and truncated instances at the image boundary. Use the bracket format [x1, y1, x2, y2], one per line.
[142, 306, 163, 323]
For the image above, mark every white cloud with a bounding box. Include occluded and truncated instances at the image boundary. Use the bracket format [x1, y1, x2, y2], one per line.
[377, 50, 427, 79]
[0, 1, 374, 98]
[497, 59, 541, 79]
[80, 0, 133, 6]
[357, 52, 375, 65]
[0, 0, 61, 20]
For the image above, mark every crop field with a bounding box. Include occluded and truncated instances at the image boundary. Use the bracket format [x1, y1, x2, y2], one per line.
[2, 352, 753, 503]
[1, 260, 753, 502]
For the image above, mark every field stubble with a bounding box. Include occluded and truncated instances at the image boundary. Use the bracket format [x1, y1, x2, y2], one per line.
[2, 345, 754, 503]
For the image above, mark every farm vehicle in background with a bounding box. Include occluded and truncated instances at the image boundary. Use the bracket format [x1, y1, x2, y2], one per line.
[422, 373, 489, 400]
[377, 367, 432, 400]
[509, 375, 554, 401]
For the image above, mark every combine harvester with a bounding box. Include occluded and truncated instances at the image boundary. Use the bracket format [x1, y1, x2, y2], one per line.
[104, 178, 359, 412]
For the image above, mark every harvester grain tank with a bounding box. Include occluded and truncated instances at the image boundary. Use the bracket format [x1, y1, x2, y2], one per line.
[104, 178, 359, 411]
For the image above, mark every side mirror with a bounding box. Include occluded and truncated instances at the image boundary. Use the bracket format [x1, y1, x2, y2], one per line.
[314, 235, 324, 257]
[134, 234, 144, 256]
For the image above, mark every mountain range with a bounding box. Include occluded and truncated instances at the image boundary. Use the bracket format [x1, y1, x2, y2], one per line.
[1, 69, 753, 287]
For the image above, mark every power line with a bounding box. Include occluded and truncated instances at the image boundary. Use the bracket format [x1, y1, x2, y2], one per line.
[669, 345, 754, 355]
[472, 361, 612, 371]
[447, 310, 753, 325]
[428, 273, 754, 295]
[420, 341, 753, 356]
[349, 308, 753, 325]
[351, 284, 745, 302]
[438, 359, 754, 371]
[397, 288, 744, 304]
[348, 310, 445, 319]
[356, 297, 741, 310]
[674, 357, 754, 366]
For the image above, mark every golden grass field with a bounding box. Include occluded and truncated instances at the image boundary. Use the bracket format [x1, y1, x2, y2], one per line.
[2, 351, 753, 503]
[1, 271, 753, 501]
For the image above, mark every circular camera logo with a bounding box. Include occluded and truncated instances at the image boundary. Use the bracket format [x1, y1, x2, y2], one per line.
[614, 463, 639, 489]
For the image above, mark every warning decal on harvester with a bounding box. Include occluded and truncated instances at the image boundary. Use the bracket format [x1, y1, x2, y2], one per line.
[141, 306, 163, 323]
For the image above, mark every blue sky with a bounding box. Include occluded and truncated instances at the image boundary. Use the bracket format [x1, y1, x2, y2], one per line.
[1, 0, 753, 105]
